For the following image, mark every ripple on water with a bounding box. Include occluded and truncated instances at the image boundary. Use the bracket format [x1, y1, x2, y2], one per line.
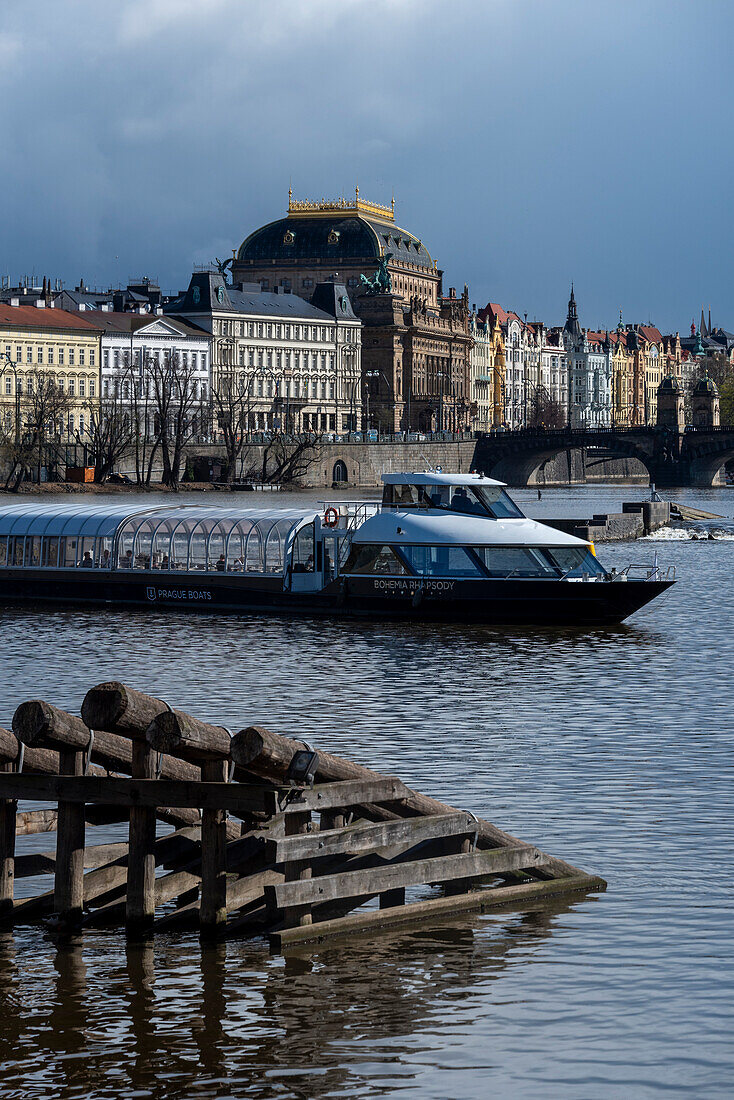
[0, 490, 733, 1098]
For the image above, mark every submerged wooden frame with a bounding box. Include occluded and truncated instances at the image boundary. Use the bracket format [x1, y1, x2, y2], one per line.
[0, 681, 606, 952]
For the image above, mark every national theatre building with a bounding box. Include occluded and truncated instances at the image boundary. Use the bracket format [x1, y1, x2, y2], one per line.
[232, 191, 471, 432]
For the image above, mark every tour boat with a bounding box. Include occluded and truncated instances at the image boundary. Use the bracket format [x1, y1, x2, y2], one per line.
[0, 472, 673, 626]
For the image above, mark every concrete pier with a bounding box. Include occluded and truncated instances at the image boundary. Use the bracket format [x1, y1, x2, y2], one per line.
[543, 501, 671, 542]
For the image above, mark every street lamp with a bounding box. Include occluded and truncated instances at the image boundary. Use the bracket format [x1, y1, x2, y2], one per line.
[436, 370, 445, 434]
[338, 341, 359, 435]
[365, 369, 395, 434]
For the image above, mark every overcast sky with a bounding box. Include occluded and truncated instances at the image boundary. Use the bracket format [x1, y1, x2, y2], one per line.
[1, 0, 731, 332]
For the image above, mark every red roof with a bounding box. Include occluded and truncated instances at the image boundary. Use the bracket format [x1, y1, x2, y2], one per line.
[638, 324, 662, 344]
[0, 304, 102, 333]
[477, 302, 509, 326]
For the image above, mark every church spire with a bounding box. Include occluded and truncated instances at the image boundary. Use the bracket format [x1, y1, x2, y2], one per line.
[564, 282, 581, 339]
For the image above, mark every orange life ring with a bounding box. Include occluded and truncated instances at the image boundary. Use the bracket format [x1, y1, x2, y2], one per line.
[323, 507, 339, 528]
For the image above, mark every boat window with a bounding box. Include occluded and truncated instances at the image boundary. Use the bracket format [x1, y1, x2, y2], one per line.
[342, 544, 408, 575]
[399, 545, 484, 577]
[474, 487, 525, 519]
[79, 537, 96, 567]
[61, 538, 78, 568]
[10, 538, 24, 566]
[544, 547, 605, 577]
[0, 539, 6, 566]
[150, 523, 174, 570]
[292, 524, 315, 572]
[245, 527, 264, 573]
[383, 482, 524, 519]
[476, 547, 558, 577]
[264, 522, 287, 574]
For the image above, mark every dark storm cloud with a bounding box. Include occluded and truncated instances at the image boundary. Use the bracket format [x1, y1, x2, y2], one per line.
[1, 0, 732, 331]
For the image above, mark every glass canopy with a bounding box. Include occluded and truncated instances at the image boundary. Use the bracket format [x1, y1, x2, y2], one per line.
[0, 503, 319, 575]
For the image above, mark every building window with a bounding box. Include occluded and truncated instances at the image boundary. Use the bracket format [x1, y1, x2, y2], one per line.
[302, 277, 313, 289]
[69, 349, 75, 366]
[79, 379, 86, 397]
[48, 347, 54, 364]
[26, 347, 32, 363]
[15, 346, 21, 363]
[68, 380, 75, 397]
[58, 349, 65, 366]
[260, 279, 269, 290]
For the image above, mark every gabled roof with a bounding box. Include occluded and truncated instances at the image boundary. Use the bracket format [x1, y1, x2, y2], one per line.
[638, 324, 662, 344]
[79, 311, 208, 339]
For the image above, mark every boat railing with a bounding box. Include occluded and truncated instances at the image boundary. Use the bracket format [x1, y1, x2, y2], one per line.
[619, 562, 676, 581]
[317, 500, 380, 534]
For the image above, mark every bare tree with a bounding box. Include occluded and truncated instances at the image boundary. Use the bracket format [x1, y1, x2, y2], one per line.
[1, 370, 75, 490]
[149, 349, 203, 488]
[526, 387, 566, 429]
[255, 432, 324, 485]
[83, 370, 134, 482]
[211, 369, 259, 483]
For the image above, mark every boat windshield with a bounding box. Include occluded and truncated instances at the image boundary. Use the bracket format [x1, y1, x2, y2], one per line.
[343, 542, 605, 579]
[382, 482, 524, 519]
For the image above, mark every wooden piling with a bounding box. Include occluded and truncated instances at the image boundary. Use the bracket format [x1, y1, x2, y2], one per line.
[126, 740, 158, 932]
[200, 759, 228, 933]
[0, 761, 16, 919]
[54, 747, 86, 927]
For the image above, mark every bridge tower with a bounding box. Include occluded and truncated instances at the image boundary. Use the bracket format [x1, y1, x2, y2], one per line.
[691, 376, 720, 427]
[656, 375, 685, 432]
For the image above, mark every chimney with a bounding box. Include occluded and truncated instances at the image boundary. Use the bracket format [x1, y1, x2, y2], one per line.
[34, 299, 46, 308]
[10, 297, 19, 306]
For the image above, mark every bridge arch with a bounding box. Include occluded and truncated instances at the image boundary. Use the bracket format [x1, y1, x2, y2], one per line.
[475, 430, 656, 486]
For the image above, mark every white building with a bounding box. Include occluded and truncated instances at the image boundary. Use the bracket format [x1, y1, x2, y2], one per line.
[468, 310, 494, 431]
[167, 272, 362, 434]
[537, 325, 568, 417]
[562, 286, 612, 427]
[84, 312, 211, 438]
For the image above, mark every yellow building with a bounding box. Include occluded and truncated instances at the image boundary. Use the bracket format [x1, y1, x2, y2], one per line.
[0, 304, 101, 440]
[475, 304, 507, 427]
[608, 325, 635, 426]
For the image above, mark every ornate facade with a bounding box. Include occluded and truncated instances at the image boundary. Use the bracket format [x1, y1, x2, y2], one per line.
[166, 272, 362, 435]
[232, 192, 471, 432]
[562, 287, 612, 427]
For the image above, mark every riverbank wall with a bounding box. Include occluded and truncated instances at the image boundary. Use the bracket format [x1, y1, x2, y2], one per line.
[0, 441, 654, 491]
[543, 501, 671, 542]
[178, 442, 650, 489]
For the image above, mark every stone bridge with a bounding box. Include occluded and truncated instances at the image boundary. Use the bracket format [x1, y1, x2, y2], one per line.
[473, 426, 734, 487]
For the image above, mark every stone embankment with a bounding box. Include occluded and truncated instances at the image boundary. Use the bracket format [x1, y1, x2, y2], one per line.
[543, 501, 671, 542]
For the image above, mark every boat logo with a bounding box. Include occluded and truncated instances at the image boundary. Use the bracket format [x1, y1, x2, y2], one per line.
[146, 587, 157, 601]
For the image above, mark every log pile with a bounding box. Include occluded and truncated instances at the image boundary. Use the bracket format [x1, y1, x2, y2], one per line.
[0, 682, 606, 952]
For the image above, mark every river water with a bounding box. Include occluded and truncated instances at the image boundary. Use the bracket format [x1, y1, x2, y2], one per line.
[1, 484, 733, 1098]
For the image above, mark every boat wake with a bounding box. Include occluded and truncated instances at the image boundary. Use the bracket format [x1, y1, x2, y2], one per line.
[642, 524, 734, 541]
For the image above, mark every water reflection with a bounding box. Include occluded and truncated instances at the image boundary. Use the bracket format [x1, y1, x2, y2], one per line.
[1, 490, 733, 1096]
[0, 897, 587, 1099]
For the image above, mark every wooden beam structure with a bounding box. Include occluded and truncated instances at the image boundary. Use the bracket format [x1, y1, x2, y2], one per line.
[1, 682, 606, 950]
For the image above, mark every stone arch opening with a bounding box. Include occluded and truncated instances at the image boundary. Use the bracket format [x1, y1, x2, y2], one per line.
[332, 459, 348, 485]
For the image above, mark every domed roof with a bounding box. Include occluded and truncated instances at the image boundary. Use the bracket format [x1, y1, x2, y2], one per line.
[694, 375, 719, 395]
[237, 195, 433, 270]
[658, 374, 680, 392]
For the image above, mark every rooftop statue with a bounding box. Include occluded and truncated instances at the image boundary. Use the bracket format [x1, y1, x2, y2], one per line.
[215, 256, 234, 284]
[360, 253, 393, 295]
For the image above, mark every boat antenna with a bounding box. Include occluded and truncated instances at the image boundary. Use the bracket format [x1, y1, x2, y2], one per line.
[421, 454, 435, 471]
